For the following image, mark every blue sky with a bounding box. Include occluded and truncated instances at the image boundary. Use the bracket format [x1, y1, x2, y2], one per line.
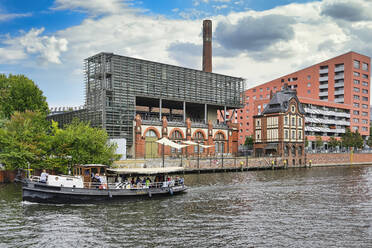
[0, 0, 371, 107]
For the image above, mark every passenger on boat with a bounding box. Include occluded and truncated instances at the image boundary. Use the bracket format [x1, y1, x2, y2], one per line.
[130, 177, 135, 185]
[92, 173, 102, 183]
[40, 170, 48, 183]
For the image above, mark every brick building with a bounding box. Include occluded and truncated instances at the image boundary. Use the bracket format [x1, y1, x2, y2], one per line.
[237, 51, 370, 150]
[253, 86, 305, 166]
[48, 20, 244, 158]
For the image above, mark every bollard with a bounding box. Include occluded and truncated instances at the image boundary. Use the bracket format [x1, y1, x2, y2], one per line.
[271, 160, 275, 170]
[309, 160, 312, 168]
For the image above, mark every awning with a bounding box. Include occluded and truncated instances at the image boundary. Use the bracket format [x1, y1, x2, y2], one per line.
[107, 167, 184, 175]
[182, 140, 213, 148]
[182, 140, 198, 145]
[156, 137, 188, 149]
[264, 143, 278, 150]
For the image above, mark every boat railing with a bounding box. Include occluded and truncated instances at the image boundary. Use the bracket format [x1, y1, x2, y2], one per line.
[29, 176, 41, 182]
[83, 180, 184, 190]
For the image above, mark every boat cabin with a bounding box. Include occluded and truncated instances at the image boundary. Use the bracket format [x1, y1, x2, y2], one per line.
[73, 164, 107, 187]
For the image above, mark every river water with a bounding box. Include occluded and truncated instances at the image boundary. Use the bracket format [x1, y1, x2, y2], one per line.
[1, 166, 372, 248]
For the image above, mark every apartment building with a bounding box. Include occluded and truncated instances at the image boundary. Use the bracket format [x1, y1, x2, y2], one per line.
[237, 51, 370, 149]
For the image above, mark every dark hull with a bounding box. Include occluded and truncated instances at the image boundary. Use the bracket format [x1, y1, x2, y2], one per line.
[22, 181, 187, 204]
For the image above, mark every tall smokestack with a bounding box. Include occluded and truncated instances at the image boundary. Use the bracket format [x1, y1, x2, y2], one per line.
[203, 20, 212, 72]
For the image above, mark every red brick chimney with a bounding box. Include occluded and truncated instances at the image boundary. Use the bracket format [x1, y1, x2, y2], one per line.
[202, 20, 212, 72]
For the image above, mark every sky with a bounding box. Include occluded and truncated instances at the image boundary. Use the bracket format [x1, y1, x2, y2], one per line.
[1, 0, 372, 108]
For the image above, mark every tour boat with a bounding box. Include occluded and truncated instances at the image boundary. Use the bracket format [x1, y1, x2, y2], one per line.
[22, 164, 187, 204]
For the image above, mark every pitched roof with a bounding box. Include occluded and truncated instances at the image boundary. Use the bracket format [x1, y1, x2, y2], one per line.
[262, 87, 305, 115]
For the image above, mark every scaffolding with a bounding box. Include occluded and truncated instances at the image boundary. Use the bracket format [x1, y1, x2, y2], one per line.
[50, 52, 244, 150]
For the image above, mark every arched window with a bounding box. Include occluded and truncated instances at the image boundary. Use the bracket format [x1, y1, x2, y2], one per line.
[298, 146, 303, 156]
[284, 145, 289, 156]
[194, 131, 205, 153]
[171, 130, 183, 154]
[145, 129, 157, 137]
[291, 146, 296, 156]
[215, 133, 225, 154]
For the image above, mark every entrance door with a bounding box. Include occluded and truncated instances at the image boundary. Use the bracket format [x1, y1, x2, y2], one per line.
[145, 130, 158, 158]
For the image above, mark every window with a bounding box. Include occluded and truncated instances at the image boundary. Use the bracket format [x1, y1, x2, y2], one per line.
[266, 94, 270, 99]
[362, 119, 368, 124]
[146, 129, 157, 137]
[354, 87, 360, 92]
[259, 95, 263, 99]
[354, 95, 360, 100]
[307, 83, 311, 87]
[362, 104, 368, 109]
[298, 130, 302, 139]
[307, 90, 311, 94]
[266, 87, 269, 91]
[285, 116, 289, 125]
[353, 118, 359, 123]
[298, 118, 302, 127]
[353, 126, 359, 131]
[260, 88, 263, 92]
[362, 112, 368, 116]
[353, 102, 360, 108]
[362, 74, 368, 79]
[291, 116, 295, 125]
[362, 62, 369, 71]
[362, 96, 368, 101]
[291, 105, 295, 113]
[273, 86, 277, 90]
[285, 130, 289, 139]
[253, 96, 256, 100]
[354, 71, 360, 77]
[362, 89, 368, 94]
[258, 105, 261, 114]
[281, 79, 284, 82]
[354, 60, 360, 69]
[307, 75, 311, 80]
[354, 79, 360, 85]
[263, 104, 267, 109]
[246, 109, 249, 113]
[194, 132, 205, 153]
[362, 126, 368, 131]
[291, 130, 296, 139]
[362, 81, 368, 86]
[253, 89, 256, 93]
[353, 110, 359, 115]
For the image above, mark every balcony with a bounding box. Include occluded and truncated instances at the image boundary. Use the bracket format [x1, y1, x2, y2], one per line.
[319, 91, 329, 97]
[319, 68, 329, 74]
[319, 84, 329, 89]
[335, 66, 344, 72]
[334, 89, 344, 95]
[334, 74, 344, 80]
[334, 82, 344, 88]
[334, 97, 344, 103]
[319, 76, 328, 82]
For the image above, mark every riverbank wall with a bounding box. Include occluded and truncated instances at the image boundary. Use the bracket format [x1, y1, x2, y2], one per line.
[2, 152, 372, 183]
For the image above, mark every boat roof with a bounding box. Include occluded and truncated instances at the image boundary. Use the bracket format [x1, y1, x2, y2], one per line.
[107, 167, 184, 175]
[76, 164, 108, 168]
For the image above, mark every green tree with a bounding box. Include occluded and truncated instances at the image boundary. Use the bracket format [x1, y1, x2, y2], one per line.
[244, 135, 254, 148]
[315, 136, 323, 150]
[328, 137, 339, 151]
[341, 128, 353, 149]
[0, 111, 51, 170]
[0, 74, 49, 119]
[353, 130, 363, 150]
[49, 119, 120, 172]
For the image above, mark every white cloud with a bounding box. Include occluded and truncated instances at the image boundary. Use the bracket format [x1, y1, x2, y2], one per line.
[52, 0, 135, 15]
[1, 28, 68, 64]
[0, 47, 26, 63]
[0, 12, 31, 22]
[2, 0, 372, 106]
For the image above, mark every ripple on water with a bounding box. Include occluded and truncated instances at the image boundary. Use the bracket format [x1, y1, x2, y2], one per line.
[1, 166, 372, 247]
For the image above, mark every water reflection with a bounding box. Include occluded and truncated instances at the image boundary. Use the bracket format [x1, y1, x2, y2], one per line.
[0, 166, 372, 247]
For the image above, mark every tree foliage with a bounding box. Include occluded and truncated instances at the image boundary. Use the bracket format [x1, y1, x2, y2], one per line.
[0, 74, 49, 119]
[315, 136, 323, 149]
[0, 111, 50, 170]
[50, 119, 120, 170]
[341, 128, 364, 149]
[328, 137, 339, 150]
[244, 135, 254, 148]
[0, 113, 120, 172]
